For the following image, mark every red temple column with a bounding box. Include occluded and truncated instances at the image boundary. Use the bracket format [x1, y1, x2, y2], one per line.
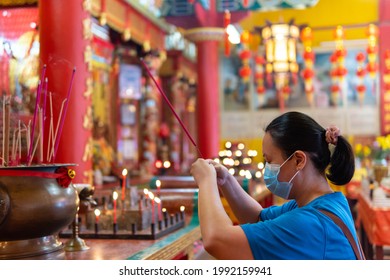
[185, 28, 224, 159]
[379, 0, 390, 135]
[39, 0, 93, 184]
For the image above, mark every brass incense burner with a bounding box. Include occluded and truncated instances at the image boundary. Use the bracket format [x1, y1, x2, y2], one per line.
[0, 164, 79, 259]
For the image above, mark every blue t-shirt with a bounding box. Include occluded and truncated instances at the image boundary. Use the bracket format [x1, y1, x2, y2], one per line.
[240, 192, 359, 259]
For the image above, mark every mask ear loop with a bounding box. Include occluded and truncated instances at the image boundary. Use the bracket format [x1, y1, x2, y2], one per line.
[288, 169, 300, 183]
[280, 152, 295, 168]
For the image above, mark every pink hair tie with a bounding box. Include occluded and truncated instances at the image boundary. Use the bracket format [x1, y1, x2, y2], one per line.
[325, 126, 340, 145]
[325, 126, 340, 157]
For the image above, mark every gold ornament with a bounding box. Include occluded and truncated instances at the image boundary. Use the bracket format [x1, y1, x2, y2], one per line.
[82, 137, 94, 162]
[84, 77, 93, 98]
[84, 45, 92, 71]
[83, 106, 93, 130]
[83, 18, 92, 40]
[122, 28, 131, 41]
[143, 40, 151, 52]
[83, 0, 92, 12]
[99, 12, 107, 26]
[68, 169, 76, 179]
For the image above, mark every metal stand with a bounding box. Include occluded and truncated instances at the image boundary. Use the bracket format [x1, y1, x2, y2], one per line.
[64, 213, 89, 251]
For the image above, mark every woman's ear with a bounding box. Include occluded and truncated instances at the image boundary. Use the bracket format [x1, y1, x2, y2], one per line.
[294, 150, 306, 170]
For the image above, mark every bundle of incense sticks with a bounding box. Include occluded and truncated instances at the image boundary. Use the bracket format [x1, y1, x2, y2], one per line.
[1, 65, 76, 167]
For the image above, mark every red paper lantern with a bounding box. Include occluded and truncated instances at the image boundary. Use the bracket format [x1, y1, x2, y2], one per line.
[336, 66, 347, 77]
[356, 68, 366, 77]
[282, 85, 291, 94]
[335, 48, 347, 58]
[356, 84, 366, 93]
[239, 49, 251, 60]
[384, 83, 390, 91]
[331, 84, 340, 93]
[303, 50, 315, 61]
[366, 62, 378, 73]
[255, 56, 265, 65]
[255, 72, 264, 80]
[330, 53, 338, 63]
[366, 45, 377, 54]
[302, 68, 314, 80]
[356, 52, 366, 63]
[257, 86, 266, 94]
[239, 65, 251, 78]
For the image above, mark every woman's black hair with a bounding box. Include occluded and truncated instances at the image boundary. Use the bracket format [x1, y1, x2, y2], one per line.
[265, 111, 355, 185]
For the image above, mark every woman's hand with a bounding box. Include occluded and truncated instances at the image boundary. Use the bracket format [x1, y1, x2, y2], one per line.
[190, 158, 217, 187]
[209, 160, 231, 186]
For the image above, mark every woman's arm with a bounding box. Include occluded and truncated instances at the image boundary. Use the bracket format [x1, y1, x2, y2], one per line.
[191, 159, 253, 259]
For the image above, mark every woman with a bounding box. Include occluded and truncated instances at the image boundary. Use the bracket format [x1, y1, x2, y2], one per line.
[190, 111, 363, 260]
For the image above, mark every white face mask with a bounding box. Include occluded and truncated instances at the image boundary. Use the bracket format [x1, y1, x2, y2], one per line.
[263, 153, 300, 199]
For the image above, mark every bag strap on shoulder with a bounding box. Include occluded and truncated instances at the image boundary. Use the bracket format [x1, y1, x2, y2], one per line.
[319, 209, 365, 260]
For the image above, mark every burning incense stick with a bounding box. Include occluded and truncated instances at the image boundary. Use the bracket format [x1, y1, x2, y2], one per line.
[52, 67, 76, 162]
[140, 58, 203, 158]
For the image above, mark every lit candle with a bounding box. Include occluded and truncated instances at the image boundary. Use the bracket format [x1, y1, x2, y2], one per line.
[143, 188, 149, 206]
[113, 191, 118, 224]
[156, 179, 161, 196]
[154, 197, 162, 221]
[180, 205, 185, 220]
[149, 192, 155, 224]
[95, 208, 101, 224]
[162, 208, 168, 219]
[94, 208, 101, 234]
[121, 169, 128, 201]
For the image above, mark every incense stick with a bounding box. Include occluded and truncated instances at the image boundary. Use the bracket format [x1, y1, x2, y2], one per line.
[140, 58, 203, 158]
[4, 97, 10, 166]
[27, 80, 42, 164]
[2, 96, 5, 166]
[47, 92, 54, 162]
[52, 67, 76, 161]
[50, 98, 67, 162]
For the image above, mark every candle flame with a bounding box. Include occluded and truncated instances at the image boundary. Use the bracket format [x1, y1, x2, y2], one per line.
[94, 209, 101, 216]
[113, 191, 118, 200]
[154, 197, 161, 204]
[122, 168, 128, 176]
[180, 206, 185, 212]
[156, 179, 161, 188]
[162, 208, 167, 213]
[148, 192, 155, 200]
[143, 188, 149, 195]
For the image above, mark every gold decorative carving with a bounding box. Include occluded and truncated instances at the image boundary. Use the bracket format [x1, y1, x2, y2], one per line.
[83, 18, 92, 40]
[82, 136, 93, 162]
[122, 28, 131, 42]
[83, 169, 94, 185]
[84, 45, 92, 71]
[84, 77, 93, 99]
[83, 106, 93, 130]
[83, 0, 92, 12]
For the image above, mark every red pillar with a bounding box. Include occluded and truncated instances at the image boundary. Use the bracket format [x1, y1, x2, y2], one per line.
[39, 0, 92, 183]
[186, 28, 224, 159]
